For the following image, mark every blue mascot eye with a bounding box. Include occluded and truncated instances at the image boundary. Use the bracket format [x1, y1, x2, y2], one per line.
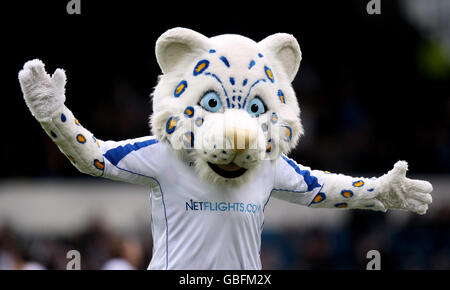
[201, 91, 222, 112]
[247, 97, 266, 117]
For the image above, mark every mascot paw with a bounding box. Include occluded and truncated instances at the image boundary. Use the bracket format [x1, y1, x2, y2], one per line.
[18, 59, 67, 121]
[377, 161, 433, 215]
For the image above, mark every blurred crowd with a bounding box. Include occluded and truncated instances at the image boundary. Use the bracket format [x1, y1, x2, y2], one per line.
[1, 203, 449, 270]
[262, 205, 450, 270]
[0, 220, 152, 270]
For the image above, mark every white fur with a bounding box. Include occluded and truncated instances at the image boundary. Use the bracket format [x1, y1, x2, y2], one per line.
[19, 59, 66, 122]
[311, 161, 433, 215]
[377, 161, 433, 215]
[150, 28, 303, 185]
[18, 60, 104, 176]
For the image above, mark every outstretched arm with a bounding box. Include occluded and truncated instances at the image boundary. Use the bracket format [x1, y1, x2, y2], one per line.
[19, 59, 106, 176]
[18, 59, 159, 185]
[272, 155, 433, 215]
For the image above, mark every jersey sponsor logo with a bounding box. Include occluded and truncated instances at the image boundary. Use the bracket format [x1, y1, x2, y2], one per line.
[185, 199, 261, 214]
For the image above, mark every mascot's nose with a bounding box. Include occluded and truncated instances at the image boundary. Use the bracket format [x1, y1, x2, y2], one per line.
[225, 127, 257, 153]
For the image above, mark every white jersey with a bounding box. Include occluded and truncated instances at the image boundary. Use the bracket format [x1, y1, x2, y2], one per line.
[99, 136, 325, 270]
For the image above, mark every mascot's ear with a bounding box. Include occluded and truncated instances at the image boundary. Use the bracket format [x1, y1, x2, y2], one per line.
[258, 33, 302, 82]
[156, 27, 210, 74]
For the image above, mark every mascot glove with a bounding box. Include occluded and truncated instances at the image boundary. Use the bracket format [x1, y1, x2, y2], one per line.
[376, 161, 433, 215]
[18, 59, 66, 122]
[18, 59, 104, 177]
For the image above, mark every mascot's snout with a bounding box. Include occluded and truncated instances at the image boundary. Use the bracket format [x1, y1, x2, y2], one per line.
[195, 109, 266, 181]
[225, 127, 255, 152]
[223, 109, 259, 152]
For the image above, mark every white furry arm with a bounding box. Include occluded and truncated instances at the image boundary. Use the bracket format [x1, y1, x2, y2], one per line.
[309, 161, 433, 215]
[18, 59, 105, 176]
[273, 156, 433, 215]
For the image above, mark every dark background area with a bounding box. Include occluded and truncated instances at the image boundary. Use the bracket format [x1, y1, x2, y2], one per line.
[0, 0, 449, 270]
[2, 0, 449, 178]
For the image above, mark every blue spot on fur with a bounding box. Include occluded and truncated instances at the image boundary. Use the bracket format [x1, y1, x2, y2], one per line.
[220, 56, 230, 67]
[165, 117, 178, 134]
[193, 60, 209, 76]
[278, 89, 286, 104]
[271, 112, 278, 124]
[195, 117, 204, 127]
[283, 125, 292, 141]
[243, 79, 248, 86]
[248, 60, 256, 69]
[261, 123, 268, 132]
[229, 77, 235, 85]
[311, 192, 326, 204]
[174, 80, 187, 97]
[184, 106, 194, 118]
[341, 190, 354, 198]
[264, 66, 274, 83]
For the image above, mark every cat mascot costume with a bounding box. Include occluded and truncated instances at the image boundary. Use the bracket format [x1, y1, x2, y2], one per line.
[18, 28, 433, 270]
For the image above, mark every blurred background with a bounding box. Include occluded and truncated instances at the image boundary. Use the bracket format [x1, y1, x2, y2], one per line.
[0, 0, 449, 269]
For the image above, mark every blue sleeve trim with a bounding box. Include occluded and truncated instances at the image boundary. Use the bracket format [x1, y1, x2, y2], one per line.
[281, 155, 322, 192]
[104, 138, 158, 166]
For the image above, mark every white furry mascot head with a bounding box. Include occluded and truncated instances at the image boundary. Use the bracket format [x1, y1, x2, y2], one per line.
[151, 28, 303, 186]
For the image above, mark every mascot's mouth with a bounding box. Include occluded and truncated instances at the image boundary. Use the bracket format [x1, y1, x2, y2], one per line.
[208, 162, 247, 178]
